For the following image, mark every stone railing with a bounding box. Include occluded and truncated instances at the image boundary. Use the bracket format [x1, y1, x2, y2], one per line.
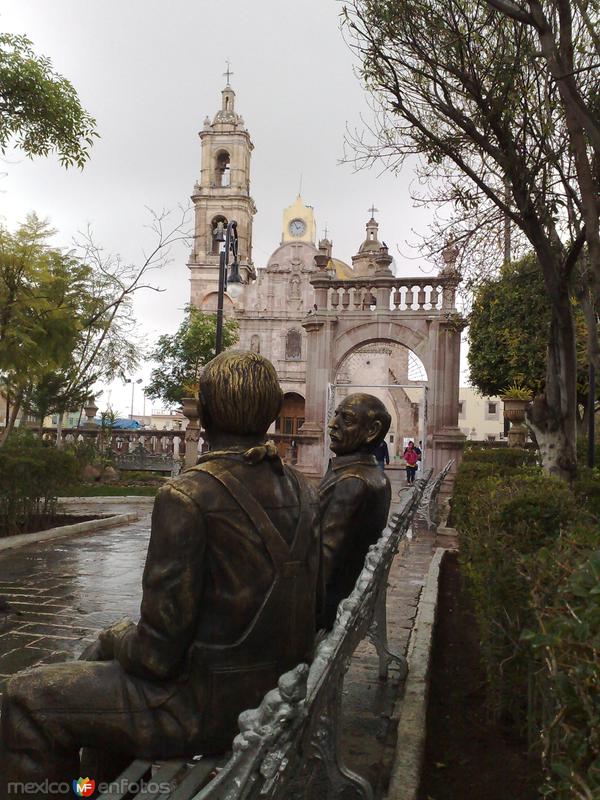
[310, 276, 459, 315]
[41, 427, 186, 458]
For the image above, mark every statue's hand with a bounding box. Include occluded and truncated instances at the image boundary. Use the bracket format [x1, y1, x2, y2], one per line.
[78, 618, 135, 662]
[78, 638, 106, 662]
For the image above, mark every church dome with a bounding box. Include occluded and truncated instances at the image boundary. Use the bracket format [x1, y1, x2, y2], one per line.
[329, 258, 353, 279]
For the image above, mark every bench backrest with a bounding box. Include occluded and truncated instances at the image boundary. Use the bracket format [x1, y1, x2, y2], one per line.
[415, 459, 454, 531]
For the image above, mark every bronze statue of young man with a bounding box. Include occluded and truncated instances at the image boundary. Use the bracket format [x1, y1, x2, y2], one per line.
[0, 352, 321, 794]
[318, 393, 391, 629]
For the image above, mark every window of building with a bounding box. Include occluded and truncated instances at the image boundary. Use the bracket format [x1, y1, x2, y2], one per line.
[458, 400, 464, 416]
[487, 434, 496, 442]
[283, 417, 294, 435]
[285, 329, 302, 360]
[389, 434, 394, 443]
[296, 417, 304, 431]
[275, 417, 281, 432]
[485, 399, 500, 420]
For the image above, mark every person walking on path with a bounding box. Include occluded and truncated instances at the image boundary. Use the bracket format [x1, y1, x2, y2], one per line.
[373, 439, 390, 470]
[403, 441, 420, 484]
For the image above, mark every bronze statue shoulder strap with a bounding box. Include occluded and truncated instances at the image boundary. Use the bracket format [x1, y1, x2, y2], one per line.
[192, 460, 292, 568]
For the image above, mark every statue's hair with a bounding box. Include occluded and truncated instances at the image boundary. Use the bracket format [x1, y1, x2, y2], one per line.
[344, 392, 391, 445]
[199, 351, 283, 435]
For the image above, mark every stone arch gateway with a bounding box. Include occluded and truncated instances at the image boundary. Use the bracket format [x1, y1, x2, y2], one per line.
[297, 250, 465, 487]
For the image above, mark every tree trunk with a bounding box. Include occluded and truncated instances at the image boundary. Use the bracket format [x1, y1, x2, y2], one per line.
[577, 401, 588, 439]
[527, 299, 578, 480]
[56, 411, 64, 448]
[0, 389, 23, 447]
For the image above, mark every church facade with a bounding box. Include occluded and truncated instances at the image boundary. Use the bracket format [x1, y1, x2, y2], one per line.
[187, 81, 432, 464]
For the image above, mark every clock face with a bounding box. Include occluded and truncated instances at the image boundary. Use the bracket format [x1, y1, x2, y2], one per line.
[289, 218, 307, 237]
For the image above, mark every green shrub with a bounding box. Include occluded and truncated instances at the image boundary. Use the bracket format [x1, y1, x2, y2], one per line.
[464, 444, 538, 467]
[0, 431, 79, 535]
[495, 474, 577, 552]
[450, 448, 539, 530]
[525, 539, 600, 798]
[573, 467, 600, 522]
[454, 456, 600, 797]
[576, 438, 600, 468]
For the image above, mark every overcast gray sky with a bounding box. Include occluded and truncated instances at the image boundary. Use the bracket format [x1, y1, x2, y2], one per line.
[1, 0, 461, 415]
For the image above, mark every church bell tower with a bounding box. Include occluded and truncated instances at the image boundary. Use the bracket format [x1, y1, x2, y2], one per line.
[188, 71, 256, 310]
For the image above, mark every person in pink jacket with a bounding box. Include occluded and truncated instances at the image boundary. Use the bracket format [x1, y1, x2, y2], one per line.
[403, 440, 421, 484]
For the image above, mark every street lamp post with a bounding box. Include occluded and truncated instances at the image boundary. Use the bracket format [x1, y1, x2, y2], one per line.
[214, 219, 244, 355]
[125, 378, 143, 421]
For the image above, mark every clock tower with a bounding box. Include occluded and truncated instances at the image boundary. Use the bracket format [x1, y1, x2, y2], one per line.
[188, 75, 257, 311]
[281, 195, 316, 245]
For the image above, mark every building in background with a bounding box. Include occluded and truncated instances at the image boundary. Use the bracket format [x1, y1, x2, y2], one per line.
[457, 388, 506, 442]
[186, 80, 433, 460]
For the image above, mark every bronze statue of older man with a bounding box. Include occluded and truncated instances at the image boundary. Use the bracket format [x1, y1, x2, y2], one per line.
[0, 352, 321, 794]
[319, 393, 391, 629]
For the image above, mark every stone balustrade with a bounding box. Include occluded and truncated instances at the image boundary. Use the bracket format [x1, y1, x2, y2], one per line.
[40, 427, 185, 458]
[310, 275, 459, 315]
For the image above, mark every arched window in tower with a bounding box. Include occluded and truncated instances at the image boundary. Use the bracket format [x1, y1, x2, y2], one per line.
[250, 334, 260, 354]
[211, 215, 228, 255]
[215, 150, 231, 187]
[285, 329, 302, 361]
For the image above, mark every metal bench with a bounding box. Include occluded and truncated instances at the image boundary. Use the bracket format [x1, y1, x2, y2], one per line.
[411, 459, 454, 531]
[98, 474, 431, 800]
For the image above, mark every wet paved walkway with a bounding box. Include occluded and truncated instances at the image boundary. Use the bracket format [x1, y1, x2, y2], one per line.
[0, 472, 435, 798]
[0, 499, 153, 697]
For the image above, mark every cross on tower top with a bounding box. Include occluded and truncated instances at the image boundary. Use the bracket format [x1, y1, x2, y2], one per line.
[368, 204, 379, 218]
[323, 224, 329, 240]
[223, 60, 234, 86]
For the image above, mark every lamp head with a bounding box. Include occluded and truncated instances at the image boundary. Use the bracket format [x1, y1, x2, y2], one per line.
[226, 259, 244, 299]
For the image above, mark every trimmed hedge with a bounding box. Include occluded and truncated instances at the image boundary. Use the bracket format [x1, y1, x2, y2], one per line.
[454, 448, 600, 798]
[0, 431, 79, 535]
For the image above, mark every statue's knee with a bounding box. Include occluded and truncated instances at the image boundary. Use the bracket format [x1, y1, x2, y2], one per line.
[4, 672, 34, 712]
[4, 668, 58, 719]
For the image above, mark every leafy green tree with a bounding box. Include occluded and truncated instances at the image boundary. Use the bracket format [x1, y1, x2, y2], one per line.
[342, 0, 600, 479]
[24, 367, 95, 432]
[468, 254, 550, 396]
[0, 215, 90, 442]
[0, 33, 97, 167]
[0, 207, 190, 444]
[468, 253, 599, 431]
[146, 306, 239, 407]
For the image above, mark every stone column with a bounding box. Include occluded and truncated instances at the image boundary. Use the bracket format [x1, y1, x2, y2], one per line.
[181, 397, 201, 468]
[298, 312, 337, 478]
[83, 399, 98, 429]
[428, 315, 466, 492]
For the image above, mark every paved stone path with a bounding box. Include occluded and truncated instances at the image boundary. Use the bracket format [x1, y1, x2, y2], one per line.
[340, 522, 435, 798]
[0, 500, 153, 697]
[0, 473, 436, 800]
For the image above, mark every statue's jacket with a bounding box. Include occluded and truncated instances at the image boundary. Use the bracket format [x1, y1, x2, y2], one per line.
[111, 449, 321, 753]
[319, 452, 391, 628]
